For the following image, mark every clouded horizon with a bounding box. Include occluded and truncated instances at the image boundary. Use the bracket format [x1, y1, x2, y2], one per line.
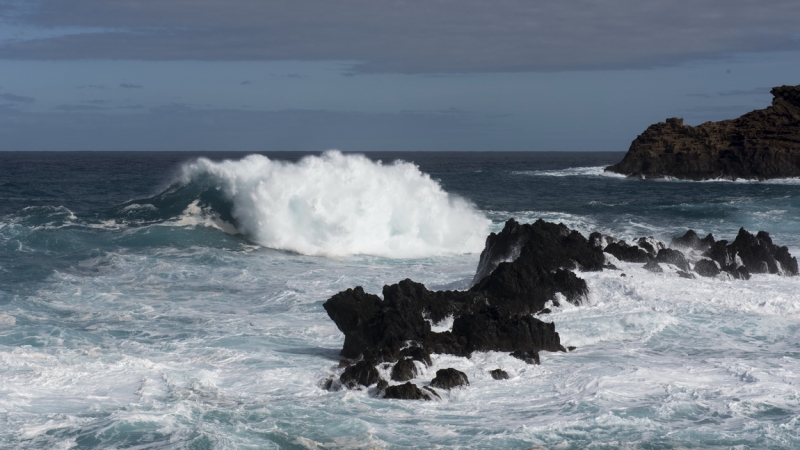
[1, 0, 799, 151]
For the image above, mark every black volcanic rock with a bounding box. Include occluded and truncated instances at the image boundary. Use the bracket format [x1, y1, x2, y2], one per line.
[704, 240, 732, 267]
[728, 228, 799, 275]
[340, 360, 380, 388]
[636, 237, 665, 257]
[694, 259, 721, 277]
[656, 248, 690, 271]
[671, 230, 715, 251]
[606, 85, 800, 180]
[604, 241, 652, 263]
[399, 346, 432, 367]
[446, 307, 565, 355]
[643, 260, 664, 273]
[390, 359, 418, 382]
[323, 219, 797, 398]
[510, 350, 540, 365]
[472, 219, 604, 286]
[699, 228, 798, 277]
[490, 369, 509, 380]
[383, 382, 432, 400]
[430, 368, 469, 390]
[391, 359, 417, 381]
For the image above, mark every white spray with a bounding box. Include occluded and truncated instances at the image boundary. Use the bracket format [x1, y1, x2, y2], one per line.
[177, 151, 491, 258]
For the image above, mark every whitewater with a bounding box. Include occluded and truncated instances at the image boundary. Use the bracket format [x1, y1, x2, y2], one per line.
[1, 151, 799, 449]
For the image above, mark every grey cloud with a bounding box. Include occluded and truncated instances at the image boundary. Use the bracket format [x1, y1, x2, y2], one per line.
[1, 0, 799, 73]
[76, 84, 107, 89]
[54, 103, 145, 111]
[0, 93, 35, 103]
[240, 80, 251, 85]
[119, 83, 142, 88]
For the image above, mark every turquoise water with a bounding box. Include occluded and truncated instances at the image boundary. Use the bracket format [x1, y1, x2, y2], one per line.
[1, 151, 799, 449]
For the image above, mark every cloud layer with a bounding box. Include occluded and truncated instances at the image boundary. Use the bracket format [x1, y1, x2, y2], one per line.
[2, 0, 799, 73]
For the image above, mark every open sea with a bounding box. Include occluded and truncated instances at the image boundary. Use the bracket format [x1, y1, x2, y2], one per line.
[1, 150, 800, 449]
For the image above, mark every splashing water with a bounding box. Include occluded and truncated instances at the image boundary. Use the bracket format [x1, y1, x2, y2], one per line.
[176, 151, 490, 257]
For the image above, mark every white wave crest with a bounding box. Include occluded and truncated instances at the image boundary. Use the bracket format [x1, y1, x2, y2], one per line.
[512, 166, 627, 178]
[177, 151, 490, 258]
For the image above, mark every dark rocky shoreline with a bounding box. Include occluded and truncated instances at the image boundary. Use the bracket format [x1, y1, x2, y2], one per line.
[322, 219, 797, 400]
[606, 84, 800, 180]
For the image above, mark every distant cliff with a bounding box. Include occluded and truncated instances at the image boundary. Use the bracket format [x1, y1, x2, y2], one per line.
[606, 85, 800, 180]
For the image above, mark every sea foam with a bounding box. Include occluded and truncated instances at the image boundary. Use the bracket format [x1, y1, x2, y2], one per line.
[177, 151, 490, 258]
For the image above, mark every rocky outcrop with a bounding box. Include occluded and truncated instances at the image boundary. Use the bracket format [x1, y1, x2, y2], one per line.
[704, 228, 798, 276]
[606, 85, 800, 180]
[323, 218, 797, 399]
[323, 219, 601, 368]
[429, 368, 469, 390]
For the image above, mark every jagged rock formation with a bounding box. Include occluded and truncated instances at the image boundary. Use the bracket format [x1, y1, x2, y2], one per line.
[324, 219, 599, 398]
[323, 219, 797, 399]
[606, 85, 800, 180]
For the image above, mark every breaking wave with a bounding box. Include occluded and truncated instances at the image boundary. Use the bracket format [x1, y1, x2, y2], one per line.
[160, 151, 490, 257]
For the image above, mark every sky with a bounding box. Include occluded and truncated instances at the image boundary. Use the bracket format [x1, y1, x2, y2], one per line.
[0, 0, 799, 151]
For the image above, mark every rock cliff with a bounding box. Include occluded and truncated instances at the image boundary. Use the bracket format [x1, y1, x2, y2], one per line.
[606, 85, 800, 180]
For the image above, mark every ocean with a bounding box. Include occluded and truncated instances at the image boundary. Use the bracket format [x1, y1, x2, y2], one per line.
[1, 150, 799, 449]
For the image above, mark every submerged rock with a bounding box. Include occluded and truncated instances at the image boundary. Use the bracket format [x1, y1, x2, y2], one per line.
[490, 369, 509, 380]
[510, 350, 540, 365]
[430, 368, 469, 390]
[383, 382, 432, 400]
[643, 260, 664, 273]
[606, 85, 800, 180]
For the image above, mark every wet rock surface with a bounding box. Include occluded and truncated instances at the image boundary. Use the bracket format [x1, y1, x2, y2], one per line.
[693, 259, 721, 277]
[490, 369, 509, 380]
[510, 350, 540, 365]
[643, 260, 664, 273]
[657, 248, 690, 271]
[430, 368, 470, 390]
[606, 85, 800, 180]
[323, 219, 797, 399]
[383, 382, 433, 400]
[390, 359, 418, 382]
[339, 360, 380, 388]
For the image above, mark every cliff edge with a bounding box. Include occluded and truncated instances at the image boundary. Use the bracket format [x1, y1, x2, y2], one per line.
[605, 85, 800, 180]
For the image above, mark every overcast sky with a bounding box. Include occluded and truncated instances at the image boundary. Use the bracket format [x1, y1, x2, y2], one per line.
[1, 0, 799, 151]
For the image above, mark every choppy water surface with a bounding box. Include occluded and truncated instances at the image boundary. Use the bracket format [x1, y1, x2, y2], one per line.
[1, 151, 799, 449]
